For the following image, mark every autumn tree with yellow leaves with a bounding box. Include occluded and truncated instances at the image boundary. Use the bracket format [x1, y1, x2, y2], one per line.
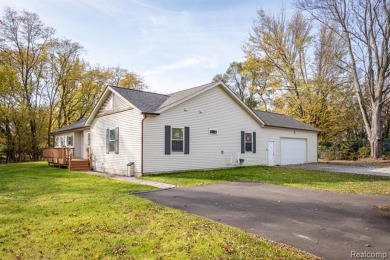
[216, 10, 361, 148]
[0, 8, 146, 162]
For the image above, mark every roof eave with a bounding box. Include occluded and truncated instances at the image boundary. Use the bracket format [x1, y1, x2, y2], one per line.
[141, 112, 160, 115]
[52, 126, 90, 135]
[263, 124, 321, 133]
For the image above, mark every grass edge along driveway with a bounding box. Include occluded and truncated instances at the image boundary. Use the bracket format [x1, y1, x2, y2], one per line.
[143, 166, 390, 196]
[0, 162, 317, 259]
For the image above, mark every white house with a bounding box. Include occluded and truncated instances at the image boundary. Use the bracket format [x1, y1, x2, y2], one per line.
[52, 82, 319, 176]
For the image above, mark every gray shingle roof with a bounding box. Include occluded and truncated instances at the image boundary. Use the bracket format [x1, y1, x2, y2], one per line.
[59, 83, 319, 134]
[253, 110, 320, 132]
[158, 82, 215, 110]
[111, 82, 215, 113]
[54, 118, 87, 133]
[110, 86, 169, 113]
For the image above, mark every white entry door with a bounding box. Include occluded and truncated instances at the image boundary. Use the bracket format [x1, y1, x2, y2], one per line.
[267, 141, 275, 166]
[281, 138, 307, 165]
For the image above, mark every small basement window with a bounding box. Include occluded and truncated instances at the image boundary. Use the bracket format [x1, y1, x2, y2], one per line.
[209, 129, 218, 135]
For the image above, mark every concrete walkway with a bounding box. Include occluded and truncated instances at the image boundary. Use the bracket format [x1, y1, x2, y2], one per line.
[81, 171, 176, 189]
[287, 163, 390, 177]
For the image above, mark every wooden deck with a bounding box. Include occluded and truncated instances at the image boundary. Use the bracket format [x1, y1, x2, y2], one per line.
[43, 147, 92, 171]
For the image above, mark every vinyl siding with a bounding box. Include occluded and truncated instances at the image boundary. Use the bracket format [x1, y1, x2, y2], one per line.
[260, 127, 317, 165]
[97, 93, 128, 117]
[99, 94, 113, 113]
[90, 104, 142, 176]
[143, 86, 318, 173]
[143, 86, 265, 173]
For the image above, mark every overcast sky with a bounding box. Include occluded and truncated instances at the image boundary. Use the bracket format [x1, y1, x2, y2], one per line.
[0, 0, 292, 93]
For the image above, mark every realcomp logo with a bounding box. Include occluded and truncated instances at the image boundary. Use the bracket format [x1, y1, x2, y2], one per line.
[351, 251, 388, 259]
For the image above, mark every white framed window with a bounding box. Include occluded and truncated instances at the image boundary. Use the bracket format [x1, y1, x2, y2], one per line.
[60, 136, 65, 147]
[209, 129, 218, 135]
[171, 127, 184, 152]
[245, 132, 252, 152]
[109, 129, 116, 152]
[54, 136, 59, 147]
[106, 127, 119, 154]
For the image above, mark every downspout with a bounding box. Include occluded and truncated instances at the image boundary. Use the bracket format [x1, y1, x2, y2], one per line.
[141, 114, 147, 175]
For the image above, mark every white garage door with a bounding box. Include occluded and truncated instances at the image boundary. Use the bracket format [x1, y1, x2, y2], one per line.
[281, 138, 307, 165]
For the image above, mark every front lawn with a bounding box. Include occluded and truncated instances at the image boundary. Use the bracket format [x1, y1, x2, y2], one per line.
[0, 162, 315, 259]
[143, 166, 390, 195]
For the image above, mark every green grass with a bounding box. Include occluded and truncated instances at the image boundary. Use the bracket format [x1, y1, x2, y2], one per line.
[143, 166, 390, 195]
[0, 162, 315, 259]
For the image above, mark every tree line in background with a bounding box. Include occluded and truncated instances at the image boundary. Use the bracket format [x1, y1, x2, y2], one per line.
[0, 8, 146, 162]
[214, 0, 390, 160]
[1, 1, 389, 163]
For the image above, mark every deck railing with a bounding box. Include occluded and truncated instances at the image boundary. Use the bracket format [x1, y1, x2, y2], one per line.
[42, 147, 74, 166]
[43, 147, 92, 171]
[86, 147, 92, 165]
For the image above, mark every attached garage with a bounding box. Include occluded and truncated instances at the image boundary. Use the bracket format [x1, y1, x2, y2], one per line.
[280, 138, 307, 165]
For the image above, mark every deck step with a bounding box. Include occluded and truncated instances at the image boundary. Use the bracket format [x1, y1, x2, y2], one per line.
[70, 168, 91, 171]
[69, 160, 90, 171]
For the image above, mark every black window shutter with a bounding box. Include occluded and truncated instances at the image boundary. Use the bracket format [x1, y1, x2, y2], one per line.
[165, 125, 171, 155]
[241, 131, 245, 154]
[115, 127, 119, 154]
[106, 129, 109, 154]
[253, 132, 256, 153]
[184, 127, 190, 154]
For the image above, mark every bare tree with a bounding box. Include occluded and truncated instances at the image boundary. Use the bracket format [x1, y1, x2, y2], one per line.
[297, 0, 390, 158]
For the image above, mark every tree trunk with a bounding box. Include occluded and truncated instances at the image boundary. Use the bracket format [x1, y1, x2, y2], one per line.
[47, 111, 54, 147]
[30, 118, 39, 161]
[369, 105, 383, 158]
[4, 119, 15, 163]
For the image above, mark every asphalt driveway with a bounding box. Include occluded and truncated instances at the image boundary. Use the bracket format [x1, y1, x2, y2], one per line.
[137, 183, 390, 259]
